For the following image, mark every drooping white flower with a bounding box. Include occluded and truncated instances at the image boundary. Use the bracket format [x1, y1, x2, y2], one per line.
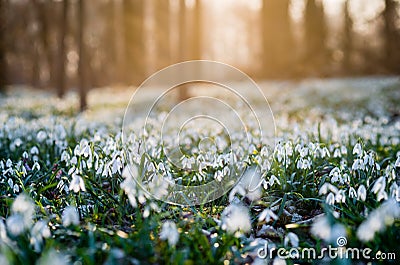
[395, 156, 400, 167]
[357, 185, 367, 201]
[371, 176, 386, 194]
[333, 148, 341, 158]
[311, 216, 330, 241]
[376, 190, 388, 202]
[348, 187, 357, 198]
[30, 146, 39, 155]
[221, 204, 251, 234]
[69, 173, 86, 193]
[356, 199, 400, 242]
[284, 232, 299, 248]
[352, 143, 362, 157]
[335, 189, 346, 204]
[160, 221, 179, 247]
[6, 193, 35, 235]
[258, 208, 278, 223]
[37, 131, 47, 142]
[30, 220, 51, 252]
[352, 158, 365, 171]
[229, 167, 262, 201]
[389, 182, 400, 202]
[319, 182, 338, 195]
[37, 249, 69, 265]
[6, 214, 28, 236]
[62, 206, 80, 226]
[326, 192, 336, 205]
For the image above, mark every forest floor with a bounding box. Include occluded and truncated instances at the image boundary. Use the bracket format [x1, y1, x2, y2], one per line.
[0, 76, 399, 264]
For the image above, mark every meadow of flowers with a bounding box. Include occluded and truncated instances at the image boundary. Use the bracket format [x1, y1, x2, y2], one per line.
[0, 78, 399, 264]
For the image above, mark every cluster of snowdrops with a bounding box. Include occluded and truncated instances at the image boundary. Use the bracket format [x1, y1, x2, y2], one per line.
[0, 101, 399, 265]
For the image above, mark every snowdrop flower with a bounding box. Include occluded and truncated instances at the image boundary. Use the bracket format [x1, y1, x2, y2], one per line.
[258, 208, 278, 223]
[326, 192, 335, 205]
[299, 147, 308, 158]
[329, 167, 343, 184]
[37, 249, 69, 265]
[7, 178, 13, 189]
[284, 232, 299, 248]
[111, 156, 123, 174]
[376, 190, 388, 201]
[353, 143, 362, 157]
[356, 199, 400, 242]
[335, 190, 346, 204]
[147, 174, 170, 199]
[395, 156, 400, 167]
[263, 175, 280, 190]
[160, 221, 179, 247]
[297, 158, 311, 170]
[274, 143, 284, 163]
[221, 204, 251, 234]
[6, 193, 35, 236]
[319, 182, 338, 195]
[75, 139, 90, 157]
[37, 131, 47, 142]
[357, 185, 367, 201]
[352, 158, 365, 171]
[30, 146, 39, 155]
[30, 220, 51, 252]
[230, 166, 262, 201]
[69, 173, 86, 193]
[333, 148, 341, 158]
[371, 176, 386, 194]
[6, 214, 28, 236]
[348, 187, 357, 198]
[389, 182, 400, 202]
[181, 156, 195, 169]
[121, 177, 138, 208]
[62, 206, 80, 226]
[311, 216, 331, 241]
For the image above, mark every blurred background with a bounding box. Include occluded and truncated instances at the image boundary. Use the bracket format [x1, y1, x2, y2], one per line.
[0, 0, 399, 110]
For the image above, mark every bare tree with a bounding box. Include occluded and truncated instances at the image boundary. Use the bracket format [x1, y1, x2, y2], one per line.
[342, 0, 353, 72]
[192, 0, 202, 60]
[261, 0, 293, 78]
[33, 0, 54, 88]
[0, 0, 5, 93]
[56, 0, 68, 98]
[304, 0, 328, 75]
[178, 0, 189, 101]
[382, 0, 400, 73]
[155, 0, 171, 69]
[78, 0, 89, 111]
[123, 0, 144, 85]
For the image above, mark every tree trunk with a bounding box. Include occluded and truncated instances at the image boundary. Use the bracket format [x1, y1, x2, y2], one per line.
[261, 0, 292, 78]
[104, 0, 117, 85]
[383, 0, 400, 73]
[78, 0, 89, 111]
[33, 0, 54, 88]
[342, 0, 353, 73]
[178, 0, 189, 101]
[304, 0, 328, 76]
[0, 0, 7, 93]
[155, 0, 171, 69]
[56, 0, 68, 98]
[123, 0, 144, 85]
[192, 0, 202, 60]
